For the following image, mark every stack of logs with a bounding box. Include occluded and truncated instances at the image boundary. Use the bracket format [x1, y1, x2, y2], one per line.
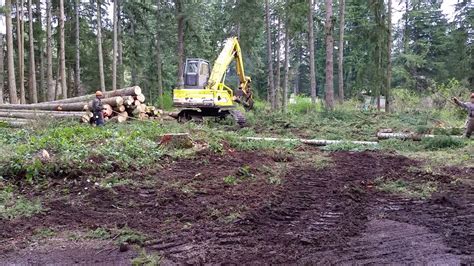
[0, 86, 162, 127]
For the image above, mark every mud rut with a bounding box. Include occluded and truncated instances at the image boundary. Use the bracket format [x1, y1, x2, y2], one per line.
[0, 151, 472, 264]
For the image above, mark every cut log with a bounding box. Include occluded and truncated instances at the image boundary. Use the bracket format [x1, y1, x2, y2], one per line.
[80, 111, 94, 123]
[116, 111, 128, 123]
[0, 102, 89, 111]
[241, 136, 378, 146]
[123, 96, 134, 106]
[0, 120, 30, 127]
[135, 94, 146, 103]
[376, 132, 462, 140]
[138, 112, 148, 120]
[132, 104, 146, 116]
[114, 105, 126, 113]
[0, 109, 87, 115]
[103, 104, 113, 117]
[0, 111, 86, 119]
[45, 86, 142, 104]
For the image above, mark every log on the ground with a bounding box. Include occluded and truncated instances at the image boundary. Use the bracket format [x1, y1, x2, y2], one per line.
[0, 111, 86, 119]
[241, 136, 378, 146]
[109, 112, 128, 123]
[45, 86, 142, 104]
[376, 132, 462, 140]
[0, 102, 88, 111]
[132, 104, 146, 116]
[0, 109, 87, 115]
[0, 120, 30, 127]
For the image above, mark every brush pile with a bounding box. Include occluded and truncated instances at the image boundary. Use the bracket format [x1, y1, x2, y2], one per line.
[0, 86, 163, 127]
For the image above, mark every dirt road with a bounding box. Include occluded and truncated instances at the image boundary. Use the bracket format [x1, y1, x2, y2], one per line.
[1, 150, 472, 264]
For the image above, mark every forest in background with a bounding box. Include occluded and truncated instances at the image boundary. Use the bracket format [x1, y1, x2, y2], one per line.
[0, 0, 472, 111]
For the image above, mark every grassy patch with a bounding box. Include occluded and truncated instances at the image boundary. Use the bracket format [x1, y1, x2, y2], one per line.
[86, 228, 111, 240]
[375, 178, 438, 199]
[0, 191, 43, 220]
[421, 136, 465, 150]
[322, 142, 379, 152]
[33, 228, 56, 239]
[131, 249, 161, 266]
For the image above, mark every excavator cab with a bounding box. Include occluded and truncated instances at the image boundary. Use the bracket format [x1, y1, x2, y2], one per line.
[184, 59, 210, 89]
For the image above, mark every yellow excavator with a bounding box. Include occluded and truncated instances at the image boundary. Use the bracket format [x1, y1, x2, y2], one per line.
[172, 37, 253, 126]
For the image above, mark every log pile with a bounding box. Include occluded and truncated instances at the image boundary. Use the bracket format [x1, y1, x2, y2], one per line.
[0, 86, 163, 126]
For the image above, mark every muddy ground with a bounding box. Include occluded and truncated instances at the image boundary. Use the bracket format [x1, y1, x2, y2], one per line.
[0, 148, 473, 264]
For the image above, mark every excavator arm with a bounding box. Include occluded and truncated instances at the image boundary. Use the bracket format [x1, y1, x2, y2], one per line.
[207, 37, 253, 109]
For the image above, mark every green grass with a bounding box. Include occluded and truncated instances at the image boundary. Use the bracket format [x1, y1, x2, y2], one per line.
[131, 249, 161, 266]
[0, 98, 471, 185]
[0, 190, 43, 220]
[375, 178, 438, 199]
[86, 228, 111, 240]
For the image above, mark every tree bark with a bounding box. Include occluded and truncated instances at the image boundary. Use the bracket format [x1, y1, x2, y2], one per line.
[175, 0, 185, 89]
[6, 0, 18, 104]
[156, 0, 164, 109]
[117, 0, 123, 89]
[0, 34, 4, 104]
[28, 0, 38, 103]
[337, 0, 345, 102]
[35, 0, 44, 102]
[96, 0, 105, 91]
[46, 0, 54, 101]
[17, 0, 26, 103]
[59, 0, 67, 99]
[386, 0, 392, 113]
[324, 0, 334, 109]
[265, 0, 275, 109]
[308, 0, 317, 104]
[283, 9, 290, 111]
[275, 16, 281, 109]
[112, 0, 117, 91]
[75, 0, 83, 96]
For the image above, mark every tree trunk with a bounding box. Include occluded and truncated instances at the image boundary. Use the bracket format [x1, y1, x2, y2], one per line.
[337, 0, 345, 103]
[59, 0, 67, 99]
[0, 34, 4, 104]
[156, 0, 164, 109]
[324, 0, 334, 109]
[46, 0, 54, 101]
[175, 0, 185, 89]
[275, 16, 281, 109]
[308, 0, 317, 104]
[35, 0, 44, 102]
[96, 0, 105, 92]
[17, 0, 26, 104]
[28, 0, 38, 103]
[386, 0, 392, 113]
[6, 0, 18, 104]
[282, 10, 290, 111]
[265, 0, 275, 109]
[117, 0, 123, 89]
[75, 0, 83, 96]
[112, 0, 117, 91]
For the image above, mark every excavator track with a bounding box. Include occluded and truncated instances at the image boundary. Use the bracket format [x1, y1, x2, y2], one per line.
[229, 110, 246, 127]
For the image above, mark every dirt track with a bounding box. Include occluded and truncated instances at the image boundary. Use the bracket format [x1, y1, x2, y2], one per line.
[0, 149, 473, 264]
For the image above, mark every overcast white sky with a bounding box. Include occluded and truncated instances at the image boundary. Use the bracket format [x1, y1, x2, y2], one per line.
[393, 0, 458, 23]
